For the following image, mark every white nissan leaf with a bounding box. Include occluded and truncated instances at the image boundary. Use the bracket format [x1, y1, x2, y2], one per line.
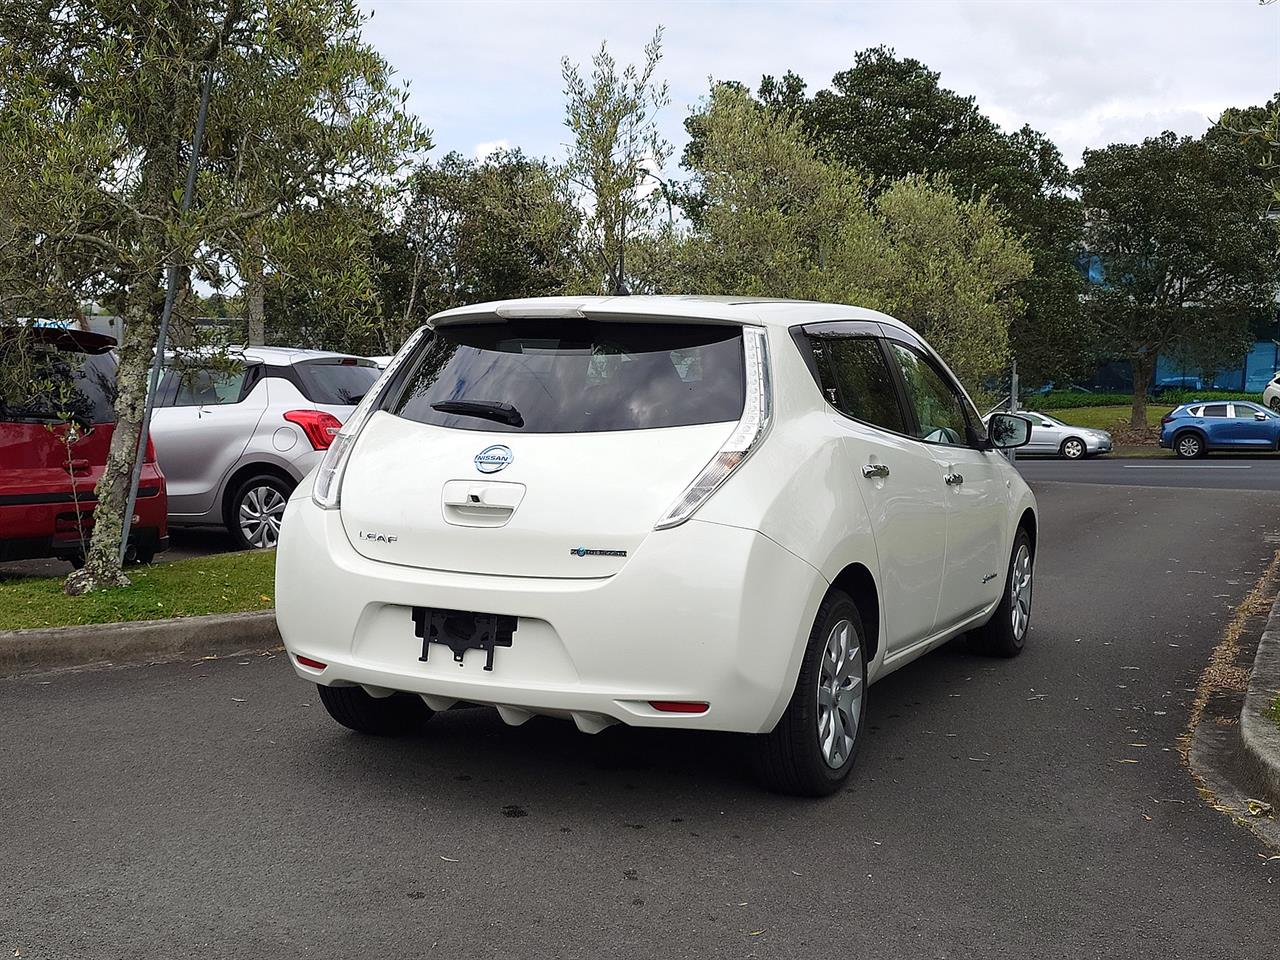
[275, 296, 1037, 795]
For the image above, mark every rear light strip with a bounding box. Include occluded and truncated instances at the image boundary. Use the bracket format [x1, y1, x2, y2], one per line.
[654, 325, 772, 530]
[312, 327, 429, 510]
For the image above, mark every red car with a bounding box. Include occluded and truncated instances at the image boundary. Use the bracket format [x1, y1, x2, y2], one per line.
[0, 327, 168, 567]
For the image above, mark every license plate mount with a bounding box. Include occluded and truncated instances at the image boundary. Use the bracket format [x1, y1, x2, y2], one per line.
[412, 606, 516, 671]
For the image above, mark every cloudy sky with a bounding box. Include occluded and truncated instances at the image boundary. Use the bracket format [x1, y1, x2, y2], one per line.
[361, 0, 1278, 173]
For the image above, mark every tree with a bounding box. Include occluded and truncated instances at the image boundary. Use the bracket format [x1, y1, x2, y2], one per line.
[1215, 93, 1280, 204]
[560, 28, 674, 294]
[372, 149, 582, 350]
[0, 0, 427, 593]
[675, 85, 1032, 387]
[1076, 130, 1279, 428]
[680, 48, 1089, 384]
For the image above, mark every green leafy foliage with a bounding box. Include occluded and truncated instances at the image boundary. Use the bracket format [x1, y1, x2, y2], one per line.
[673, 85, 1032, 388]
[681, 47, 1090, 384]
[0, 0, 427, 593]
[560, 29, 675, 294]
[372, 150, 583, 351]
[1076, 127, 1280, 427]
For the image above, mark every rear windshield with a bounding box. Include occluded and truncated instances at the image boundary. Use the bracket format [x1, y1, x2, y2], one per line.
[1, 350, 117, 424]
[295, 359, 380, 406]
[389, 320, 745, 433]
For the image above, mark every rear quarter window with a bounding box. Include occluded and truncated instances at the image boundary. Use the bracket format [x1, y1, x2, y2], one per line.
[389, 320, 746, 433]
[295, 359, 380, 406]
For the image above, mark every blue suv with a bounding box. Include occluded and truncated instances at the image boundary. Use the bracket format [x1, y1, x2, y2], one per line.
[1160, 401, 1280, 458]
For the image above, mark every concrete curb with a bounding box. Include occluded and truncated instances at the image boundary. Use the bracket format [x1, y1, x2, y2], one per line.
[0, 610, 281, 677]
[1241, 592, 1280, 806]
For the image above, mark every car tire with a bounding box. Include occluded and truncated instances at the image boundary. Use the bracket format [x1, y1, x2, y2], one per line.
[317, 684, 433, 736]
[228, 473, 293, 550]
[1173, 432, 1204, 459]
[973, 528, 1034, 658]
[1269, 397, 1280, 413]
[754, 589, 867, 797]
[1060, 437, 1086, 460]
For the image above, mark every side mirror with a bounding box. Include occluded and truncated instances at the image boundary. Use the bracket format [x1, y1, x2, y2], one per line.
[987, 413, 1032, 449]
[1255, 412, 1267, 421]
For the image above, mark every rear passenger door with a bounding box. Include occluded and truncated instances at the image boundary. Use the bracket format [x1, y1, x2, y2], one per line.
[150, 361, 268, 518]
[1197, 403, 1230, 448]
[1026, 414, 1062, 453]
[803, 325, 949, 652]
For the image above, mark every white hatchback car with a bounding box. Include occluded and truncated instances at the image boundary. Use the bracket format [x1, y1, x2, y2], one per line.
[275, 297, 1037, 795]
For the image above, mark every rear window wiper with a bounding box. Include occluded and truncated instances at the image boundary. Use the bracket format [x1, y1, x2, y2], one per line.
[430, 399, 525, 428]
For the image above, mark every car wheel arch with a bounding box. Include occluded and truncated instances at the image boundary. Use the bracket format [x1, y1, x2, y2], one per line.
[220, 461, 299, 530]
[828, 562, 881, 667]
[1018, 508, 1037, 554]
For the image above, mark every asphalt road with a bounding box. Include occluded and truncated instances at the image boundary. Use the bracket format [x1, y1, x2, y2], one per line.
[4, 480, 1280, 958]
[1017, 454, 1280, 491]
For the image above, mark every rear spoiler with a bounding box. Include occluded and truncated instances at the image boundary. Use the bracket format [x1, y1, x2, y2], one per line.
[1, 324, 116, 354]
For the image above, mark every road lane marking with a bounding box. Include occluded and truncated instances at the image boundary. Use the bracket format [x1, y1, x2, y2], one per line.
[1121, 465, 1253, 469]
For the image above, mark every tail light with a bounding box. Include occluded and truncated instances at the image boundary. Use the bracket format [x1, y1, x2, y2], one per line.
[1160, 415, 1173, 425]
[313, 327, 428, 510]
[654, 325, 772, 530]
[284, 409, 343, 450]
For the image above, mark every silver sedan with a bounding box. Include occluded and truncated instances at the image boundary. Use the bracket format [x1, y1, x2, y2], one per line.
[984, 411, 1112, 459]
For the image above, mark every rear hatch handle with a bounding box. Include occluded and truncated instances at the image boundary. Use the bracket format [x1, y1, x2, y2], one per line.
[441, 480, 526, 528]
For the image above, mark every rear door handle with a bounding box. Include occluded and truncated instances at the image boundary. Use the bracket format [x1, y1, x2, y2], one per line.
[861, 463, 890, 479]
[66, 459, 91, 474]
[944, 472, 964, 486]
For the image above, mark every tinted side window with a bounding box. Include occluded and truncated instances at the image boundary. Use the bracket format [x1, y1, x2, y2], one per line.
[1202, 404, 1229, 418]
[1231, 404, 1258, 420]
[295, 360, 380, 406]
[886, 342, 971, 446]
[170, 365, 248, 407]
[808, 336, 906, 434]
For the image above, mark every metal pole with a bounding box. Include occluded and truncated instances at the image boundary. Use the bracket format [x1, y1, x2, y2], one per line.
[1008, 360, 1019, 465]
[118, 42, 220, 565]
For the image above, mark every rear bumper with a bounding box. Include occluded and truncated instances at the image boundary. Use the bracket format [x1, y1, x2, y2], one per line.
[274, 495, 828, 734]
[0, 472, 168, 562]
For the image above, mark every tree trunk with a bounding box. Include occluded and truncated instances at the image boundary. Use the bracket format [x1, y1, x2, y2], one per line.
[64, 286, 163, 595]
[1130, 351, 1155, 432]
[244, 234, 265, 346]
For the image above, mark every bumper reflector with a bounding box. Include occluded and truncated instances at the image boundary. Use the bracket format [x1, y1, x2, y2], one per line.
[649, 700, 709, 714]
[295, 655, 327, 671]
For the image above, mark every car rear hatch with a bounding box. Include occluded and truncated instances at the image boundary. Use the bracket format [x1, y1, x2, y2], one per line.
[337, 316, 751, 579]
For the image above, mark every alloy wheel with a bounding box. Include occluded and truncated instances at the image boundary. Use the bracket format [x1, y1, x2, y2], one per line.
[1270, 397, 1280, 413]
[816, 618, 863, 769]
[1063, 439, 1084, 459]
[1176, 436, 1201, 458]
[1010, 543, 1033, 640]
[239, 484, 286, 548]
